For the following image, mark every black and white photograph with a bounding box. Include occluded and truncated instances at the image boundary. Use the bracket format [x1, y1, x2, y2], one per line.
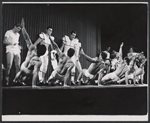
[1, 2, 149, 121]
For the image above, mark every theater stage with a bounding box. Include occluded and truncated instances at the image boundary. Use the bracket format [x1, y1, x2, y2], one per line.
[2, 84, 148, 115]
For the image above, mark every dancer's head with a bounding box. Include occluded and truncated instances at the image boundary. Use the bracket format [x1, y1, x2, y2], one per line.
[100, 51, 107, 60]
[111, 50, 118, 59]
[123, 56, 130, 65]
[70, 31, 76, 40]
[129, 47, 134, 53]
[106, 47, 111, 52]
[13, 23, 22, 32]
[46, 26, 53, 36]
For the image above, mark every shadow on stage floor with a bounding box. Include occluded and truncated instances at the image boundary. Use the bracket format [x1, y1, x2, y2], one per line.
[2, 83, 148, 115]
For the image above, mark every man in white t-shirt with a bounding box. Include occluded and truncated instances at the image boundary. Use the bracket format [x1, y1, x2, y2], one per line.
[34, 26, 54, 85]
[3, 23, 22, 85]
[61, 31, 82, 84]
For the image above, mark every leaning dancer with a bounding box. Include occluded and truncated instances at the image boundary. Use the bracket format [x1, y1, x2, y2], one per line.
[100, 42, 128, 85]
[13, 18, 46, 88]
[47, 38, 75, 86]
[76, 48, 110, 85]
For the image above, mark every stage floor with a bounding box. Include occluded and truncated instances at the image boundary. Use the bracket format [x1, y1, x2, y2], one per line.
[2, 84, 148, 115]
[2, 84, 148, 90]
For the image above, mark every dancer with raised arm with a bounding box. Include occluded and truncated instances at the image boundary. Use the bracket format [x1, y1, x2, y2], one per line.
[13, 18, 46, 88]
[76, 48, 110, 85]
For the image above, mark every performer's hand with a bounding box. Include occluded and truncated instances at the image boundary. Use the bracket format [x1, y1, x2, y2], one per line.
[120, 42, 124, 47]
[62, 37, 65, 41]
[21, 18, 25, 28]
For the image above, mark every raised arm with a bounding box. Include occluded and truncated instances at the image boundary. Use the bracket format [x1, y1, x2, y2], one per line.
[80, 48, 99, 63]
[34, 37, 44, 46]
[118, 42, 124, 61]
[21, 18, 32, 49]
[60, 36, 66, 52]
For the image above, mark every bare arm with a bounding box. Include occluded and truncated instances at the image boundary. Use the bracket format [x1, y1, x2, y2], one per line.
[21, 27, 32, 49]
[60, 62, 74, 75]
[80, 49, 99, 63]
[60, 43, 65, 52]
[60, 36, 66, 52]
[118, 42, 123, 61]
[20, 18, 33, 49]
[50, 39, 62, 56]
[3, 36, 13, 45]
[33, 37, 43, 46]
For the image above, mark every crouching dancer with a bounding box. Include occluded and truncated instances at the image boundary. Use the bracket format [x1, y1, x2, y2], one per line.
[13, 18, 46, 88]
[76, 48, 110, 85]
[100, 42, 129, 85]
[47, 38, 75, 86]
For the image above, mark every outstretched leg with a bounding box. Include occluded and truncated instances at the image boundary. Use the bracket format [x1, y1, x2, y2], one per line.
[98, 69, 105, 86]
[5, 52, 14, 85]
[76, 69, 84, 84]
[125, 71, 129, 85]
[100, 73, 112, 85]
[46, 70, 57, 85]
[13, 71, 22, 83]
[32, 61, 42, 88]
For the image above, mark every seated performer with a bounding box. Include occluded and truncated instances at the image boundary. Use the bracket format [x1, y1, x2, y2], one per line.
[13, 18, 46, 88]
[76, 48, 110, 85]
[47, 38, 75, 86]
[100, 42, 130, 85]
[100, 57, 129, 85]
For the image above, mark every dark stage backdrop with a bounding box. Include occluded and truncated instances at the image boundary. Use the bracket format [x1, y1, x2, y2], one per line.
[2, 4, 100, 82]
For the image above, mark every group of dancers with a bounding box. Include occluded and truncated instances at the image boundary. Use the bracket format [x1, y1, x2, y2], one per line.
[3, 18, 147, 88]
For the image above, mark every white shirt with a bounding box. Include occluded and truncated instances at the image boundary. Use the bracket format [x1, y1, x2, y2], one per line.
[5, 30, 20, 44]
[5, 30, 20, 52]
[39, 32, 54, 55]
[62, 35, 81, 58]
[39, 32, 54, 45]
